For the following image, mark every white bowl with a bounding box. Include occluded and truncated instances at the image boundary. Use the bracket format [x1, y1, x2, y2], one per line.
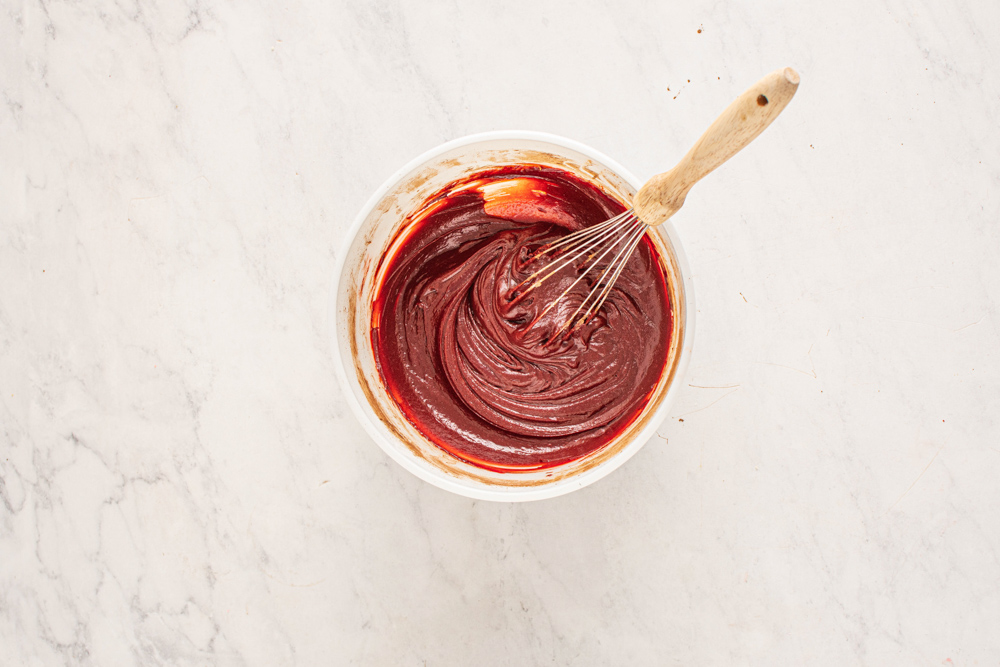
[329, 131, 694, 501]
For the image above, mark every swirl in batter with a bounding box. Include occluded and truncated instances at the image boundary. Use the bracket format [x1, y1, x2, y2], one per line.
[372, 166, 672, 470]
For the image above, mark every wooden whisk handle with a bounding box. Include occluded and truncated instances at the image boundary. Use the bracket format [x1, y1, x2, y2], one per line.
[633, 67, 800, 226]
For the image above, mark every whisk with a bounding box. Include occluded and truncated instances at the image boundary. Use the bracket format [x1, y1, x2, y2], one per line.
[521, 67, 800, 334]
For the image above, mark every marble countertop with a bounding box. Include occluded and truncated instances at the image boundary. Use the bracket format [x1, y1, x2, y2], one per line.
[3, 0, 999, 664]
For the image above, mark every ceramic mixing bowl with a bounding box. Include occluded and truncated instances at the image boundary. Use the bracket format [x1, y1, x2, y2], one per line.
[329, 131, 694, 501]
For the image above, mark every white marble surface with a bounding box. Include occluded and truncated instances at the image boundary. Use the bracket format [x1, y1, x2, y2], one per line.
[2, 0, 999, 663]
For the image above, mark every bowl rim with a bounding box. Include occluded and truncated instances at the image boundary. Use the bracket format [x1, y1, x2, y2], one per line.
[328, 130, 695, 501]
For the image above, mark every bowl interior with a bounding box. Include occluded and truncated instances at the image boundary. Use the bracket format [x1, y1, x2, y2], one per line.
[331, 133, 693, 501]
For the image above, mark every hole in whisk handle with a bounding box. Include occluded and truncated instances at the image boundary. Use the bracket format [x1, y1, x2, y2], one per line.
[757, 94, 769, 106]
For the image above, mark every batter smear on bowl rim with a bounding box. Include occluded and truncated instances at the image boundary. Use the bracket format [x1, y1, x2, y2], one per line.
[372, 165, 672, 471]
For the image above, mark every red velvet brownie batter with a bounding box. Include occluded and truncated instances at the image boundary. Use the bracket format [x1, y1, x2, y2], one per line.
[372, 165, 672, 471]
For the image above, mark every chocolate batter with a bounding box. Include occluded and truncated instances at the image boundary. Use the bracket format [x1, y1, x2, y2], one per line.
[372, 166, 672, 471]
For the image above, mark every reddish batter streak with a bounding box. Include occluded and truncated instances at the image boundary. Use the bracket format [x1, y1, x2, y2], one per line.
[372, 165, 672, 471]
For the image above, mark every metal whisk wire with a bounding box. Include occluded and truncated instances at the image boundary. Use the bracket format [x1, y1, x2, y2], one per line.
[514, 211, 649, 335]
[566, 220, 648, 327]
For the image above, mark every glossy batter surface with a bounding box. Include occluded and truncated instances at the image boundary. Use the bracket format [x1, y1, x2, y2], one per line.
[372, 166, 672, 470]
